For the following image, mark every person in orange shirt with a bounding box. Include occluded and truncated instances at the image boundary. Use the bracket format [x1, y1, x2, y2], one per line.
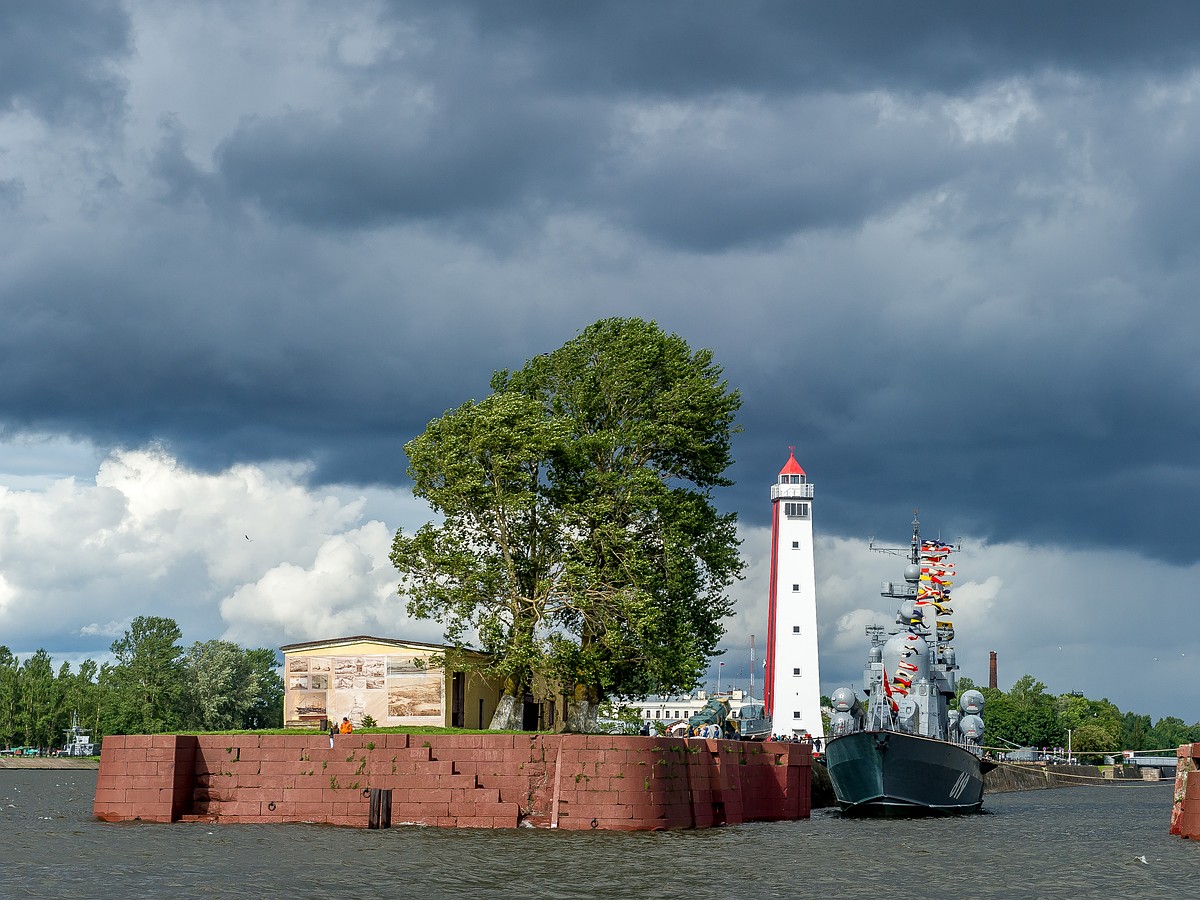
[340, 717, 353, 734]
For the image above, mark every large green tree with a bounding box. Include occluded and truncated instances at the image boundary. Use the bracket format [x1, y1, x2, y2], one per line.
[393, 318, 743, 730]
[1056, 693, 1121, 761]
[0, 647, 19, 748]
[394, 390, 569, 728]
[18, 651, 60, 751]
[181, 641, 284, 731]
[242, 648, 285, 729]
[107, 616, 186, 734]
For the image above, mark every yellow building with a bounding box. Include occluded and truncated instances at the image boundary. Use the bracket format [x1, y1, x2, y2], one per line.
[280, 635, 499, 730]
[280, 635, 562, 731]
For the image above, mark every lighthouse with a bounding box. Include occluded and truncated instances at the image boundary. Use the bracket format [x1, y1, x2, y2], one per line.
[763, 449, 824, 739]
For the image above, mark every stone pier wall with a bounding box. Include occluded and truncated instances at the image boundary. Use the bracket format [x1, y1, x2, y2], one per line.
[1170, 743, 1200, 839]
[93, 733, 811, 831]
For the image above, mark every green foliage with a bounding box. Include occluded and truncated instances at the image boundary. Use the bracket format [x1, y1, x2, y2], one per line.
[0, 618, 293, 749]
[1148, 716, 1194, 750]
[393, 389, 569, 705]
[1121, 711, 1152, 751]
[0, 647, 22, 748]
[961, 675, 1061, 749]
[392, 317, 743, 728]
[360, 714, 378, 728]
[181, 640, 283, 731]
[19, 651, 60, 751]
[242, 648, 285, 729]
[107, 616, 187, 734]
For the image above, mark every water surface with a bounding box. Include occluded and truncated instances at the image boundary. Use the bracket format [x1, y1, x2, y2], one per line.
[1, 771, 1192, 898]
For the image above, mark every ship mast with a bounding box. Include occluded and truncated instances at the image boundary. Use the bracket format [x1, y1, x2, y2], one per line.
[749, 634, 755, 701]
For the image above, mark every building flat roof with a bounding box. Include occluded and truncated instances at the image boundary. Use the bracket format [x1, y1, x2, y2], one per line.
[279, 634, 487, 656]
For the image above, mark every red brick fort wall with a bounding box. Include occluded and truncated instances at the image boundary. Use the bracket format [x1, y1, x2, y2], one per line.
[93, 733, 811, 830]
[1171, 743, 1200, 839]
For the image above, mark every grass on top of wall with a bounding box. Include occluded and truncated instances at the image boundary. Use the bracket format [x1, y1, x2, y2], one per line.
[153, 725, 543, 736]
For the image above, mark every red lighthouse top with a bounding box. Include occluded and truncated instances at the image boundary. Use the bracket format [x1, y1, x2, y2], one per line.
[779, 448, 805, 476]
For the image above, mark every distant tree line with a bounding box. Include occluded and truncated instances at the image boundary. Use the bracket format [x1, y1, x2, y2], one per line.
[956, 673, 1199, 761]
[0, 616, 283, 752]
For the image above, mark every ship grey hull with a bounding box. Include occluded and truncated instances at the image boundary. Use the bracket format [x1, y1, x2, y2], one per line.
[825, 730, 990, 816]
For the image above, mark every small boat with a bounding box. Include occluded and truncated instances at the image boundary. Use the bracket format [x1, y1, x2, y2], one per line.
[733, 702, 772, 741]
[824, 515, 994, 815]
[60, 711, 96, 757]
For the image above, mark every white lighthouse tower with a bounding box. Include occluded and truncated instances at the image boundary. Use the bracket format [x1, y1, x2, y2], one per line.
[763, 449, 824, 739]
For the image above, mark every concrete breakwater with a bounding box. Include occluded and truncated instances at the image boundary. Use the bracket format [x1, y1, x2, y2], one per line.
[93, 732, 811, 830]
[984, 762, 1140, 793]
[0, 757, 99, 770]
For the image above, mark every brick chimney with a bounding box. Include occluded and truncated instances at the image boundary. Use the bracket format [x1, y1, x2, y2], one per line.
[989, 650, 998, 689]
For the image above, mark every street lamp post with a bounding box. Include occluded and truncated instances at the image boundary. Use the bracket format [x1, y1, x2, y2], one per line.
[1067, 729, 1073, 764]
[718, 662, 724, 694]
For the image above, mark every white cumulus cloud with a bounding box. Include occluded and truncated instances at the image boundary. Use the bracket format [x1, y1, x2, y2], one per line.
[0, 444, 431, 660]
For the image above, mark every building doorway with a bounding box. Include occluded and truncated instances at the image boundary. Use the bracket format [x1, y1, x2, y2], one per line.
[522, 693, 539, 731]
[451, 672, 465, 728]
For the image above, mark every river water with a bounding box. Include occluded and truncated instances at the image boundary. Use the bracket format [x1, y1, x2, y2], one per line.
[1, 770, 1193, 899]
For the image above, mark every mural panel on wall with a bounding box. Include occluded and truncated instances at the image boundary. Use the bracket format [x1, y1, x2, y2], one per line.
[286, 650, 446, 726]
[291, 691, 327, 719]
[387, 674, 443, 719]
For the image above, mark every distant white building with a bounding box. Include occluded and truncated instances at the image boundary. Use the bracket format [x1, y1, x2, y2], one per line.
[763, 451, 824, 739]
[616, 689, 761, 734]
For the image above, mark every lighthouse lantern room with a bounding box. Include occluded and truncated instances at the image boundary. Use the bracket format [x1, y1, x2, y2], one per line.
[763, 449, 824, 740]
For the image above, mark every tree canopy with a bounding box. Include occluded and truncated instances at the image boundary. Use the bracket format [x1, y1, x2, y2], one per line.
[392, 317, 744, 730]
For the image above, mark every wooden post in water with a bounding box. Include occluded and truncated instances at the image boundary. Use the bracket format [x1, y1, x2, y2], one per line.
[368, 788, 392, 829]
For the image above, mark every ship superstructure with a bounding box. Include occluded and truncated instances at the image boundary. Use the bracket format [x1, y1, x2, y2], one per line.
[824, 514, 992, 814]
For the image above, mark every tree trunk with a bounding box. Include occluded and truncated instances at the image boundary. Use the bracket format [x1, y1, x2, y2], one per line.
[488, 692, 524, 730]
[562, 682, 601, 733]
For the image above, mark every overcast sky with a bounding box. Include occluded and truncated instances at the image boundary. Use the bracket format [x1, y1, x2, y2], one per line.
[3, 2, 1199, 724]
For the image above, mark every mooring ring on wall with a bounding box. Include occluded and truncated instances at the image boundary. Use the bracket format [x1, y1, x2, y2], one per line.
[362, 789, 371, 797]
[590, 818, 598, 829]
[267, 802, 276, 811]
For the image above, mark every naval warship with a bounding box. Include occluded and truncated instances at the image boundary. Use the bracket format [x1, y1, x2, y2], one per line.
[824, 515, 995, 815]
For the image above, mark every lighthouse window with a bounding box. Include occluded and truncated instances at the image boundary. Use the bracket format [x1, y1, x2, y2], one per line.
[791, 583, 800, 592]
[793, 667, 802, 676]
[792, 625, 801, 634]
[793, 711, 802, 718]
[784, 502, 809, 518]
[792, 541, 800, 549]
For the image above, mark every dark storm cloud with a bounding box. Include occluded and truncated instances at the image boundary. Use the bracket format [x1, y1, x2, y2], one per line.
[0, 0, 129, 126]
[414, 1, 1200, 96]
[5, 0, 1200, 573]
[215, 96, 604, 229]
[197, 1, 1200, 253]
[724, 258, 1200, 564]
